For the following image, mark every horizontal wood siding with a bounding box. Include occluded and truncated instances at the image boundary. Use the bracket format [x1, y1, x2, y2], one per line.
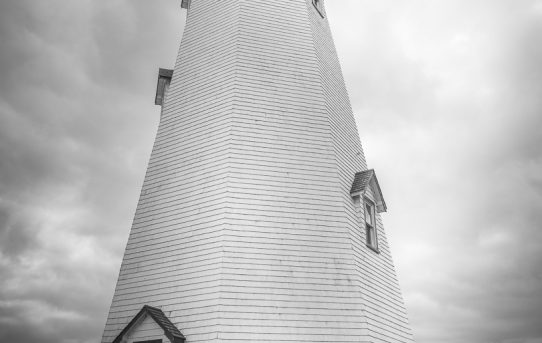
[306, 2, 414, 341]
[103, 1, 414, 342]
[125, 315, 169, 343]
[216, 0, 365, 341]
[101, 0, 239, 342]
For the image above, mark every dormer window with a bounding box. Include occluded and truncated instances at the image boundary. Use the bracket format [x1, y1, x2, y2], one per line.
[312, 0, 324, 17]
[364, 199, 378, 251]
[350, 169, 387, 254]
[112, 305, 185, 343]
[155, 68, 173, 107]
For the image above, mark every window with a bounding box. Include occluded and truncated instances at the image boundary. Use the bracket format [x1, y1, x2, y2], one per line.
[312, 0, 324, 17]
[364, 199, 379, 252]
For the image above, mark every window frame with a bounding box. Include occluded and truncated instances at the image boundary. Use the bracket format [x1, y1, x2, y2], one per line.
[363, 197, 380, 253]
[312, 0, 325, 17]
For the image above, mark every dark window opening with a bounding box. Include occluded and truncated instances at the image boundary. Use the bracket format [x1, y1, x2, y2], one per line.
[364, 199, 379, 253]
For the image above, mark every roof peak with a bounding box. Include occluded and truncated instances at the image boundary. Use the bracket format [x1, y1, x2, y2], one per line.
[350, 169, 387, 213]
[112, 305, 185, 343]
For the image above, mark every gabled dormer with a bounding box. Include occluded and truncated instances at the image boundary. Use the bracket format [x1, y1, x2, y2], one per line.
[112, 305, 185, 343]
[155, 68, 173, 107]
[350, 169, 387, 213]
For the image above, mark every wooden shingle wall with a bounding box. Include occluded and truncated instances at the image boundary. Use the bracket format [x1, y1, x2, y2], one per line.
[356, 188, 415, 343]
[218, 0, 365, 341]
[125, 315, 169, 343]
[306, 2, 415, 341]
[102, 0, 239, 341]
[102, 1, 414, 342]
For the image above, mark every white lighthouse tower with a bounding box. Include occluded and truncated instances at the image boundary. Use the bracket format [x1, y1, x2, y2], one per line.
[102, 1, 415, 342]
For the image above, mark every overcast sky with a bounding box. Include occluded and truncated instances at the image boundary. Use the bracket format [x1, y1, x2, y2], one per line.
[0, 1, 541, 343]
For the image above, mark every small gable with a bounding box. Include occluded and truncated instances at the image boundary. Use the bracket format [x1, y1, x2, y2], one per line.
[113, 305, 185, 343]
[125, 315, 168, 343]
[350, 169, 387, 213]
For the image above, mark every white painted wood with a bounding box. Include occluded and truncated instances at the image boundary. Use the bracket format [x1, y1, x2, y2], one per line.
[125, 315, 168, 343]
[102, 1, 415, 342]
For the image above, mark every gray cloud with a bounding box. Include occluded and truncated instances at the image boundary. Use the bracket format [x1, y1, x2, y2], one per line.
[0, 1, 184, 342]
[0, 204, 40, 259]
[328, 1, 542, 343]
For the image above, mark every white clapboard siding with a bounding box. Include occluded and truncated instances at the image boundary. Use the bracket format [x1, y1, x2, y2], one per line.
[124, 315, 169, 343]
[102, 1, 238, 342]
[218, 1, 365, 341]
[307, 1, 415, 342]
[102, 0, 415, 342]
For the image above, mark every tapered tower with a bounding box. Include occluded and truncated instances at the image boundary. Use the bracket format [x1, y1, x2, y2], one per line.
[102, 1, 415, 342]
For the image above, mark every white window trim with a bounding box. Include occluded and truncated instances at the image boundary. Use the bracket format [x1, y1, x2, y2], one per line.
[363, 197, 380, 253]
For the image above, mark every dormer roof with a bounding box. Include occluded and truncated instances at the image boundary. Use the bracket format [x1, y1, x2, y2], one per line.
[350, 169, 387, 213]
[112, 305, 185, 343]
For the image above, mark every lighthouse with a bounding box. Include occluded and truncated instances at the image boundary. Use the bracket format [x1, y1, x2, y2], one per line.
[102, 1, 415, 342]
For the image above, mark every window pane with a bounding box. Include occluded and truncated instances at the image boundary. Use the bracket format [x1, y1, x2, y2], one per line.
[365, 203, 373, 226]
